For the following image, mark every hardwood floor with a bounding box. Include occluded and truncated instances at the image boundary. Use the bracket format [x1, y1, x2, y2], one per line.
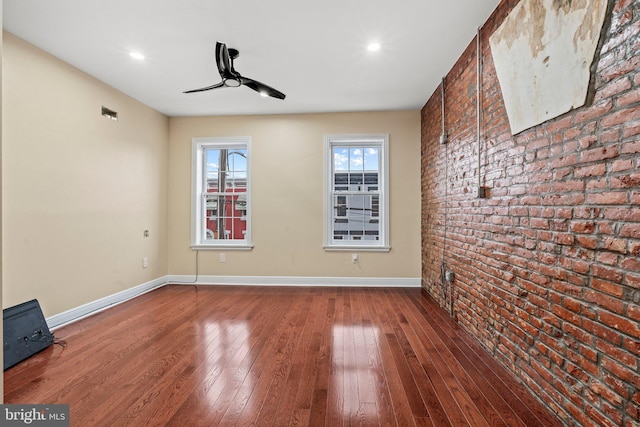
[5, 286, 561, 426]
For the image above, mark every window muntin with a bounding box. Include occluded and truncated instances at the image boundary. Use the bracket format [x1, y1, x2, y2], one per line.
[325, 135, 389, 250]
[192, 138, 251, 249]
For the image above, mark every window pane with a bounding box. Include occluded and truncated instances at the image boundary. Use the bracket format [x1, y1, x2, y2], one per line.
[204, 194, 247, 240]
[333, 148, 348, 171]
[331, 194, 381, 241]
[364, 147, 379, 171]
[206, 149, 220, 174]
[333, 172, 349, 190]
[350, 148, 364, 171]
[371, 195, 380, 218]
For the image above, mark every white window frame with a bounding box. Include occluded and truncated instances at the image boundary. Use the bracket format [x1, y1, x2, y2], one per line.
[324, 134, 390, 251]
[191, 137, 253, 250]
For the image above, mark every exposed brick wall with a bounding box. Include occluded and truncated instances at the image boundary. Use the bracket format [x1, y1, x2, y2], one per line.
[420, 0, 640, 426]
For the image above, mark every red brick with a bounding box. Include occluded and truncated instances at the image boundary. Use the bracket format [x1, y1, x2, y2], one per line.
[602, 237, 627, 254]
[624, 337, 640, 357]
[601, 55, 640, 84]
[601, 106, 640, 128]
[611, 173, 640, 188]
[575, 99, 613, 123]
[586, 192, 628, 205]
[598, 76, 632, 102]
[599, 311, 640, 339]
[621, 258, 640, 271]
[591, 278, 625, 298]
[625, 273, 640, 290]
[593, 265, 624, 282]
[546, 115, 574, 134]
[620, 223, 640, 238]
[575, 164, 606, 178]
[580, 146, 620, 163]
[603, 207, 640, 221]
[602, 357, 640, 387]
[549, 154, 578, 168]
[597, 339, 638, 369]
[596, 252, 619, 265]
[623, 121, 640, 138]
[602, 401, 624, 426]
[570, 221, 595, 233]
[609, 158, 634, 172]
[585, 290, 625, 314]
[585, 405, 619, 427]
[589, 379, 624, 407]
[621, 140, 640, 154]
[617, 85, 640, 107]
[576, 235, 598, 249]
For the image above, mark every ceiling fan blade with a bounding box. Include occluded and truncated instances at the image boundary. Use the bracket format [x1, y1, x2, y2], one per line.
[183, 81, 225, 94]
[240, 77, 286, 100]
[216, 41, 235, 79]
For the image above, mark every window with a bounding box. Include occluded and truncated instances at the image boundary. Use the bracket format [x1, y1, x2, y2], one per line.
[324, 134, 389, 251]
[192, 137, 252, 249]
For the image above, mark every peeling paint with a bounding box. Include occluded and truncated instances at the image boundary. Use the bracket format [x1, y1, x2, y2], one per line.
[496, 0, 547, 57]
[574, 0, 606, 49]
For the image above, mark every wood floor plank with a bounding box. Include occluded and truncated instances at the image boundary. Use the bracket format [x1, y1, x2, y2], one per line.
[400, 290, 528, 427]
[249, 290, 314, 426]
[4, 285, 561, 426]
[384, 289, 495, 427]
[406, 289, 563, 427]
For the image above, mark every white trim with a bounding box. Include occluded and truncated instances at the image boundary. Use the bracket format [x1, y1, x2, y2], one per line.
[190, 244, 254, 251]
[322, 245, 391, 252]
[167, 275, 420, 288]
[46, 276, 167, 330]
[45, 274, 420, 330]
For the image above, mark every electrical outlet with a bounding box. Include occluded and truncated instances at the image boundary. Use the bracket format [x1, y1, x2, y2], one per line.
[142, 257, 149, 268]
[219, 253, 226, 263]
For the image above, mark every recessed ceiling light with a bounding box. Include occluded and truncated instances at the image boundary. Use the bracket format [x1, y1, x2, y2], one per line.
[367, 42, 381, 52]
[129, 51, 145, 61]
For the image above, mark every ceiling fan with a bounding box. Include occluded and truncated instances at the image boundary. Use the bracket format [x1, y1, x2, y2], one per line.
[184, 42, 286, 100]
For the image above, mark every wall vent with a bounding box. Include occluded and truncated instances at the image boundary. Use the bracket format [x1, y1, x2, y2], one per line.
[101, 106, 118, 121]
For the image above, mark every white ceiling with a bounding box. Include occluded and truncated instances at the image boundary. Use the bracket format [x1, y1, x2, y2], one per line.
[3, 0, 500, 117]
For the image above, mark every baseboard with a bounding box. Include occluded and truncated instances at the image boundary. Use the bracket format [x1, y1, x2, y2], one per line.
[46, 275, 420, 329]
[166, 275, 421, 288]
[46, 276, 168, 330]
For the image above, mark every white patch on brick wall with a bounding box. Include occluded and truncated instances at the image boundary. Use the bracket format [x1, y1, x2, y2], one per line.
[489, 0, 608, 134]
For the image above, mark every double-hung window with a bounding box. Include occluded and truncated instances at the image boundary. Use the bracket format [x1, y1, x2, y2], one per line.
[191, 137, 252, 249]
[324, 134, 389, 251]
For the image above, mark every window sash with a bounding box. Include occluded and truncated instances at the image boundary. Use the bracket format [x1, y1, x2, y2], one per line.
[192, 137, 252, 249]
[324, 135, 389, 250]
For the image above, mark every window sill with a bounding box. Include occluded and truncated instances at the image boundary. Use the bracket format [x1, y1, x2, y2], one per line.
[191, 244, 254, 251]
[323, 245, 391, 253]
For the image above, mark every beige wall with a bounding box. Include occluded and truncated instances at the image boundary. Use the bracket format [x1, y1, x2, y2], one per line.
[2, 32, 169, 317]
[1, 1, 4, 398]
[168, 111, 421, 279]
[2, 31, 421, 324]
